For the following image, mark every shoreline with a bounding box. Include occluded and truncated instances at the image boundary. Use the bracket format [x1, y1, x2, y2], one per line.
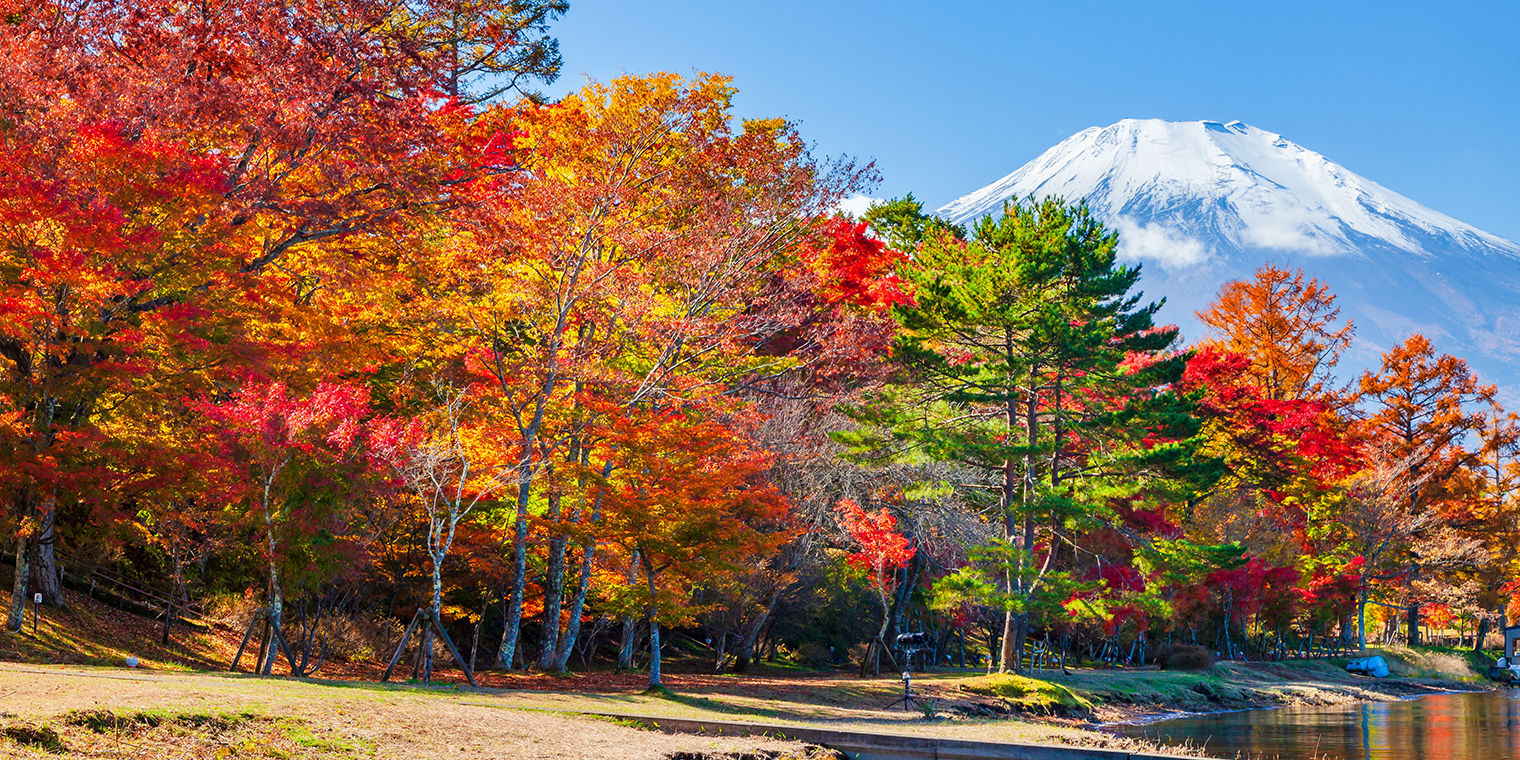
[1086, 669, 1496, 728]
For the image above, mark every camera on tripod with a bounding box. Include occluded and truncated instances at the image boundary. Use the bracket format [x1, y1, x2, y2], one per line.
[887, 631, 930, 711]
[895, 632, 928, 650]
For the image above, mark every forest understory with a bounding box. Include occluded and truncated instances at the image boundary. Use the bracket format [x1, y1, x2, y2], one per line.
[0, 585, 1493, 758]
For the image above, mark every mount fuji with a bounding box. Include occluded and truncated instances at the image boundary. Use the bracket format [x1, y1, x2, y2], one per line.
[937, 119, 1520, 397]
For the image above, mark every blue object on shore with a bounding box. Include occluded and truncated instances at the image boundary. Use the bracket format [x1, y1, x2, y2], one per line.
[1346, 655, 1390, 678]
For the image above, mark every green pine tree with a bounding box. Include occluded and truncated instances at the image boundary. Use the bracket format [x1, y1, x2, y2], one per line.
[847, 195, 1216, 673]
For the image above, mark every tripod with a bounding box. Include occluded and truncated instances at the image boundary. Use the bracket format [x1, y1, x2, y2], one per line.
[884, 645, 926, 710]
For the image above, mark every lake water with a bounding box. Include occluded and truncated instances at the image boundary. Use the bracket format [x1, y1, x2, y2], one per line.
[1114, 689, 1520, 759]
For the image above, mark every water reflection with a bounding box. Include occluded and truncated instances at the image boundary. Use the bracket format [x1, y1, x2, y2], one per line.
[1115, 690, 1520, 759]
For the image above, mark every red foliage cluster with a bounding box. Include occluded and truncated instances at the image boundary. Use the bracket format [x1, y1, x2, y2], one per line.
[835, 498, 914, 594]
[1184, 347, 1361, 483]
[806, 219, 914, 310]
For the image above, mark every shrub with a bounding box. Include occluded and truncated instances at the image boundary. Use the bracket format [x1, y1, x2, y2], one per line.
[783, 641, 832, 666]
[847, 642, 872, 667]
[319, 613, 404, 664]
[1, 721, 65, 753]
[1155, 644, 1215, 671]
[957, 674, 1092, 715]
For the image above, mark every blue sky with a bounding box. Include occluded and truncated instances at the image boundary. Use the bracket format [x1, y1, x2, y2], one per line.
[541, 0, 1520, 241]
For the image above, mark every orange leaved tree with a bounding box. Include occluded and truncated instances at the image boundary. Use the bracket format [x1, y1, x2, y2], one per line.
[426, 72, 867, 669]
[1196, 263, 1354, 403]
[595, 407, 791, 691]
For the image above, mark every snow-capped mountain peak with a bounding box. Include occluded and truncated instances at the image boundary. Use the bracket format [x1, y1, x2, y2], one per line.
[936, 119, 1520, 397]
[939, 119, 1520, 270]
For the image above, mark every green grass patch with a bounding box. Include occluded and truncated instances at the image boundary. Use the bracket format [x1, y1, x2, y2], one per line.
[958, 674, 1093, 714]
[584, 715, 654, 730]
[284, 721, 375, 755]
[1050, 667, 1274, 709]
[64, 708, 262, 734]
[1, 720, 66, 754]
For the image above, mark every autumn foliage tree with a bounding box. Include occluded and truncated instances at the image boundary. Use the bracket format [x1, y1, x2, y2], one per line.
[594, 407, 791, 690]
[1359, 334, 1497, 516]
[371, 381, 514, 683]
[1196, 264, 1354, 403]
[197, 381, 371, 673]
[414, 71, 868, 669]
[0, 124, 237, 630]
[0, 0, 566, 632]
[835, 499, 914, 676]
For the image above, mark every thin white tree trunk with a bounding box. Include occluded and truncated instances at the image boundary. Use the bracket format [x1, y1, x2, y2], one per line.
[260, 466, 286, 675]
[6, 529, 30, 632]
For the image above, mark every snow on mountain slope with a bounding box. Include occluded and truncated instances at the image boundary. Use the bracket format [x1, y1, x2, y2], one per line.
[937, 119, 1520, 396]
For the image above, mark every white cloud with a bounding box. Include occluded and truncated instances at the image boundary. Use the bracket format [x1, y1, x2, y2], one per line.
[834, 194, 883, 219]
[1113, 217, 1212, 270]
[1236, 204, 1342, 255]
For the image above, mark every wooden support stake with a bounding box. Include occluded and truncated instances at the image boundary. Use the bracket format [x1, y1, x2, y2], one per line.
[381, 609, 424, 683]
[430, 614, 479, 688]
[256, 616, 272, 675]
[230, 611, 264, 672]
[271, 621, 299, 675]
[412, 629, 425, 681]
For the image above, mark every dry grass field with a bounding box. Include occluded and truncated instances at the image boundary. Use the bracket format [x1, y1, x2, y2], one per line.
[0, 664, 841, 759]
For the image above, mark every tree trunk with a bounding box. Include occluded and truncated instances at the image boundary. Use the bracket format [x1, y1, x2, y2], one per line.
[260, 468, 285, 675]
[6, 528, 31, 632]
[161, 584, 175, 646]
[1357, 588, 1369, 652]
[1013, 363, 1041, 676]
[646, 618, 662, 689]
[470, 593, 487, 674]
[261, 568, 285, 675]
[552, 540, 595, 672]
[498, 479, 531, 670]
[712, 631, 727, 674]
[260, 507, 285, 675]
[1406, 603, 1420, 647]
[616, 551, 641, 671]
[537, 489, 566, 671]
[863, 585, 892, 678]
[733, 588, 783, 674]
[618, 617, 640, 671]
[1475, 614, 1492, 653]
[998, 391, 1020, 675]
[643, 554, 662, 690]
[162, 533, 187, 645]
[31, 498, 62, 607]
[889, 553, 920, 644]
[429, 549, 446, 677]
[998, 607, 1016, 673]
[551, 460, 612, 673]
